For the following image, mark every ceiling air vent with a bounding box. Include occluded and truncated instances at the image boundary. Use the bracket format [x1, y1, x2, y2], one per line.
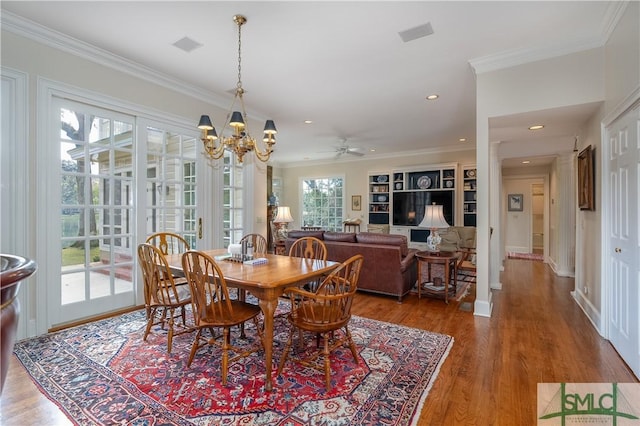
[398, 22, 434, 43]
[172, 37, 202, 53]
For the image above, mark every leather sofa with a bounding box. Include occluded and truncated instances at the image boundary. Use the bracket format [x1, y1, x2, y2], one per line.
[285, 230, 417, 302]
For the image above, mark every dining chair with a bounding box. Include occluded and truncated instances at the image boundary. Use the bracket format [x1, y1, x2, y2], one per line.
[146, 232, 191, 284]
[288, 236, 327, 261]
[239, 233, 268, 254]
[277, 254, 364, 392]
[137, 243, 192, 353]
[146, 231, 191, 254]
[288, 236, 328, 293]
[181, 250, 264, 385]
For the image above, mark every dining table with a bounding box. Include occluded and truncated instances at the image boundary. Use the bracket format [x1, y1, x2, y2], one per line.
[165, 248, 339, 391]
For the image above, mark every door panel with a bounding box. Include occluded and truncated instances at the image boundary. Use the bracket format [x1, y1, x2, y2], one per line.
[55, 99, 136, 324]
[608, 105, 639, 378]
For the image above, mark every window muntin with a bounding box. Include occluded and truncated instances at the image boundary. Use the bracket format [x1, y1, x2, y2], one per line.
[302, 177, 344, 231]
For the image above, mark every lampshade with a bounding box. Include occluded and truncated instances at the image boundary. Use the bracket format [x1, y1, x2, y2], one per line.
[263, 120, 277, 134]
[197, 115, 213, 130]
[418, 204, 449, 229]
[229, 111, 245, 128]
[274, 206, 294, 223]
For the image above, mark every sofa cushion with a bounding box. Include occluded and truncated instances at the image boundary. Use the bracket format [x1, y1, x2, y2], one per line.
[323, 231, 357, 242]
[439, 228, 461, 250]
[356, 232, 408, 257]
[456, 226, 476, 249]
[287, 230, 325, 240]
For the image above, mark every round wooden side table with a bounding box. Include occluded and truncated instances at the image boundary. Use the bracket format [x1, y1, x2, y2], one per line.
[415, 250, 458, 303]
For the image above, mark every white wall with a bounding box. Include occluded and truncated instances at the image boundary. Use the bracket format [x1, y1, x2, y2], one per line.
[502, 177, 545, 254]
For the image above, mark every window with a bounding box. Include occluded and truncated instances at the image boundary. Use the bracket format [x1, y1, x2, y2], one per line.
[302, 177, 344, 231]
[222, 151, 243, 247]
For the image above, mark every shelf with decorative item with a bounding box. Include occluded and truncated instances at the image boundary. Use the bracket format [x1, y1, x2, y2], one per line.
[462, 166, 477, 226]
[392, 167, 456, 192]
[368, 173, 390, 225]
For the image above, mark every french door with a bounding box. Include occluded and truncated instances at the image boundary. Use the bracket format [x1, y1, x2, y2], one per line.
[607, 103, 639, 378]
[44, 98, 204, 327]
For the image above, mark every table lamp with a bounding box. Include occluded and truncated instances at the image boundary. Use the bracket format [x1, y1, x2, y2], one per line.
[273, 206, 294, 240]
[418, 203, 450, 252]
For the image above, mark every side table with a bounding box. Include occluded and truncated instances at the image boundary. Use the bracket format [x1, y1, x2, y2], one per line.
[415, 250, 458, 303]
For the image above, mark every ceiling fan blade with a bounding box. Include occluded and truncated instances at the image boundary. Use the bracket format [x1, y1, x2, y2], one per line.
[346, 149, 365, 157]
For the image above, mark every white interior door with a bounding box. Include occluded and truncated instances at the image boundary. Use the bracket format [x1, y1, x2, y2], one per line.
[607, 103, 640, 378]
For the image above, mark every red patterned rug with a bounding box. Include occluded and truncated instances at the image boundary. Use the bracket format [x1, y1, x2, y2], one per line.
[507, 252, 544, 261]
[13, 303, 453, 425]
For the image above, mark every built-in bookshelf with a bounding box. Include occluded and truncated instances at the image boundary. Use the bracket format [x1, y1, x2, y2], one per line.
[390, 164, 457, 249]
[368, 173, 390, 224]
[462, 166, 477, 227]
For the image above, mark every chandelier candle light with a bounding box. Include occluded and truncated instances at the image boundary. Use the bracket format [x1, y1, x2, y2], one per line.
[419, 203, 450, 252]
[197, 15, 277, 164]
[273, 206, 294, 240]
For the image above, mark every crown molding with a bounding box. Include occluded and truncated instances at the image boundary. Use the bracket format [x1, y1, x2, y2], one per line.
[469, 2, 627, 75]
[1, 10, 232, 112]
[469, 36, 603, 75]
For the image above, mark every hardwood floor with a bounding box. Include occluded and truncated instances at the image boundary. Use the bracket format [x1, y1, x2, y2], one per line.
[1, 259, 637, 425]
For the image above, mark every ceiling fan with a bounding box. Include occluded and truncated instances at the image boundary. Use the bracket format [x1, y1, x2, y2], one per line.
[332, 138, 365, 158]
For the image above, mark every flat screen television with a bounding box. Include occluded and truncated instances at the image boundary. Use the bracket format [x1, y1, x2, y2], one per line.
[392, 191, 454, 227]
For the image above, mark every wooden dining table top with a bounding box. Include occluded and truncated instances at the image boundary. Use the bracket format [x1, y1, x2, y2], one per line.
[165, 248, 339, 289]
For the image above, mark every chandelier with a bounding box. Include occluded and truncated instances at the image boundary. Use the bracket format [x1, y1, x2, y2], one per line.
[197, 15, 277, 164]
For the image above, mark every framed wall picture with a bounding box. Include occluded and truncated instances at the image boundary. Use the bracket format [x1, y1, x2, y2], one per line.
[352, 195, 361, 211]
[578, 145, 595, 211]
[508, 194, 523, 212]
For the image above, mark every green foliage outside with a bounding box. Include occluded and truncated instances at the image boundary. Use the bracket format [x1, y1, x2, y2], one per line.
[62, 245, 101, 267]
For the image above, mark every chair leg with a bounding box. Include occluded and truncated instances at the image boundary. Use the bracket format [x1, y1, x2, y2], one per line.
[143, 307, 155, 341]
[221, 328, 230, 385]
[277, 330, 295, 376]
[345, 326, 359, 362]
[323, 333, 331, 392]
[187, 329, 202, 367]
[238, 289, 247, 339]
[167, 315, 174, 353]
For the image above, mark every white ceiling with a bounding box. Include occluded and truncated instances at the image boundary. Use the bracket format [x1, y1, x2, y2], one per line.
[1, 1, 616, 167]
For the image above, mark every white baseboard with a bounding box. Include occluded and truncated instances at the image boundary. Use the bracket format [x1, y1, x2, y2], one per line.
[474, 296, 493, 317]
[571, 290, 603, 336]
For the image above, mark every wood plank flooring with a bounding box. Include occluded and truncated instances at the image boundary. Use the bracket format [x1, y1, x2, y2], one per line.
[1, 258, 637, 425]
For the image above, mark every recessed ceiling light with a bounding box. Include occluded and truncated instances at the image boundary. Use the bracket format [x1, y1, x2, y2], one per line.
[369, 148, 376, 152]
[459, 138, 466, 142]
[426, 94, 439, 100]
[304, 120, 313, 124]
[522, 160, 531, 164]
[528, 124, 544, 130]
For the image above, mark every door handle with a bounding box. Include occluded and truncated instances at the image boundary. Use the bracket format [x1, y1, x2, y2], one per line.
[615, 247, 622, 253]
[198, 218, 202, 239]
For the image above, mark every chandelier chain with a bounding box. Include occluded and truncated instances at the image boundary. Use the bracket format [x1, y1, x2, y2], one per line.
[236, 20, 243, 93]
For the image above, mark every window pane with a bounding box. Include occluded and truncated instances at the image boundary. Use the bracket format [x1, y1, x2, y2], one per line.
[302, 177, 344, 231]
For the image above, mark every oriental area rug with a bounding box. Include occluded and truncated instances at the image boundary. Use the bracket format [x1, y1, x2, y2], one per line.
[13, 305, 453, 426]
